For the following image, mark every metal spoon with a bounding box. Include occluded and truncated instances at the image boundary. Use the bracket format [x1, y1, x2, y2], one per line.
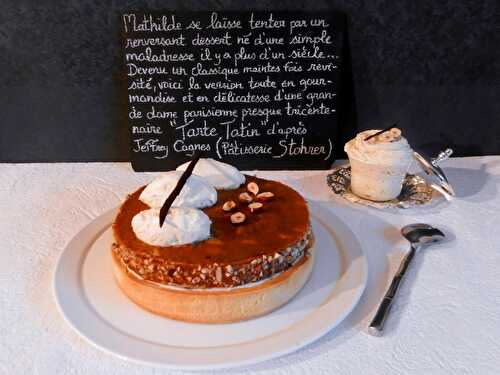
[368, 224, 445, 336]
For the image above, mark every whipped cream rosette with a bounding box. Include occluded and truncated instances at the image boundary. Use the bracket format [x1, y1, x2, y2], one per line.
[176, 158, 245, 190]
[139, 171, 217, 209]
[132, 207, 211, 246]
[344, 128, 413, 166]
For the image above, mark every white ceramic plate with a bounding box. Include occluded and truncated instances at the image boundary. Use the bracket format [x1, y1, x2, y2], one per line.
[53, 202, 367, 370]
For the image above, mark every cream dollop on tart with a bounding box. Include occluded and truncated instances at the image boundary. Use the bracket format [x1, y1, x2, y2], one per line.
[139, 171, 217, 209]
[176, 158, 245, 190]
[131, 207, 211, 246]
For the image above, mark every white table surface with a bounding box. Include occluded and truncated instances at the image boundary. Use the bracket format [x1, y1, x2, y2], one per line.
[1, 156, 499, 375]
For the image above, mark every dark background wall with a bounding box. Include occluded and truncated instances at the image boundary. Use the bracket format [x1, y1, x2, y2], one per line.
[1, 0, 499, 162]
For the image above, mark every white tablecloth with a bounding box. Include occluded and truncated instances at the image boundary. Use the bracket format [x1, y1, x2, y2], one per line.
[1, 157, 499, 374]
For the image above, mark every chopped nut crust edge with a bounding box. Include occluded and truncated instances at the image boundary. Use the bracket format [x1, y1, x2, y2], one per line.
[112, 226, 314, 289]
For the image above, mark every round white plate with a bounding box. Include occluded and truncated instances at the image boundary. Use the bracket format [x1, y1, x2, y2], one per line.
[53, 202, 367, 370]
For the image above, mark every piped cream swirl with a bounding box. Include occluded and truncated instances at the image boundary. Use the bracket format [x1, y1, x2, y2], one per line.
[344, 129, 413, 165]
[176, 158, 245, 189]
[139, 171, 217, 209]
[132, 207, 211, 246]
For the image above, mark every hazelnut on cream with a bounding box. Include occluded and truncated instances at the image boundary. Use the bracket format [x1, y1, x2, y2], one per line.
[230, 212, 246, 224]
[222, 200, 237, 211]
[257, 192, 274, 201]
[248, 202, 263, 212]
[239, 192, 253, 203]
[247, 182, 259, 195]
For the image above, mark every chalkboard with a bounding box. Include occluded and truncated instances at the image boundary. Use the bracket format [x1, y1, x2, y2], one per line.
[122, 11, 348, 171]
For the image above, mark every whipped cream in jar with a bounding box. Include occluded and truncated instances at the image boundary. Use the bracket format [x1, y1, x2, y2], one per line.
[344, 128, 413, 201]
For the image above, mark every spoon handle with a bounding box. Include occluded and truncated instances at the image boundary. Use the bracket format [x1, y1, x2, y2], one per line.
[369, 246, 416, 335]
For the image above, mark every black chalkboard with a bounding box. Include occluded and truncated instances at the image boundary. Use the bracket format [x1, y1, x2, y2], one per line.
[122, 11, 348, 171]
[2, 2, 499, 164]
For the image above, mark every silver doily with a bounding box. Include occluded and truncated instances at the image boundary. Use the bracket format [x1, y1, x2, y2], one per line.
[326, 165, 434, 209]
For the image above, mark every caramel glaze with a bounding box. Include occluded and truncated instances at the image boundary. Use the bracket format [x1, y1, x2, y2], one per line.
[112, 175, 311, 288]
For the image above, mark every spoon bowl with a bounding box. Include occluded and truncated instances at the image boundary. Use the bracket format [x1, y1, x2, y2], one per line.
[401, 223, 445, 246]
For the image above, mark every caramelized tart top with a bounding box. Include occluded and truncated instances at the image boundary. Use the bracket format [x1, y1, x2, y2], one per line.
[113, 175, 309, 266]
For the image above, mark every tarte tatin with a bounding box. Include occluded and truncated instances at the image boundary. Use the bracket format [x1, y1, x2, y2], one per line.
[111, 171, 314, 323]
